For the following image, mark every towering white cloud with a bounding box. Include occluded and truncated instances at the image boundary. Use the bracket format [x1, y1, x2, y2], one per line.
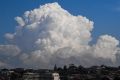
[15, 17, 25, 27]
[93, 35, 119, 62]
[0, 45, 20, 56]
[0, 61, 7, 68]
[0, 2, 119, 68]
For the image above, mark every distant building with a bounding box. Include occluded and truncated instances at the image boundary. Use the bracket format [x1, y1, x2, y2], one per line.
[23, 72, 40, 80]
[52, 72, 60, 80]
[22, 72, 59, 80]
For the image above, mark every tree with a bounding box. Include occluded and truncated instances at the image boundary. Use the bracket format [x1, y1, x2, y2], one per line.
[54, 64, 57, 72]
[63, 65, 67, 71]
[68, 64, 77, 74]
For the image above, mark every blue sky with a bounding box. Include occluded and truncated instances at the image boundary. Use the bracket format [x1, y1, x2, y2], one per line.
[0, 0, 120, 43]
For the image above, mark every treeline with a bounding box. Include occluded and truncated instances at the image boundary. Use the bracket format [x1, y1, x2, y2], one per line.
[54, 64, 88, 74]
[53, 64, 120, 80]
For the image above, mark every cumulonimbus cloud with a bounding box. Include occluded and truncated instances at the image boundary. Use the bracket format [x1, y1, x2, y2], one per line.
[0, 2, 119, 68]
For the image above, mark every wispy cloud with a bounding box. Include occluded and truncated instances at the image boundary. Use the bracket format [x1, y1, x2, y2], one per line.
[113, 1, 120, 12]
[115, 7, 120, 12]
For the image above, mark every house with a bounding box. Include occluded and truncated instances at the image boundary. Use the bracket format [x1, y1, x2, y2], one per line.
[22, 72, 40, 80]
[52, 72, 60, 80]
